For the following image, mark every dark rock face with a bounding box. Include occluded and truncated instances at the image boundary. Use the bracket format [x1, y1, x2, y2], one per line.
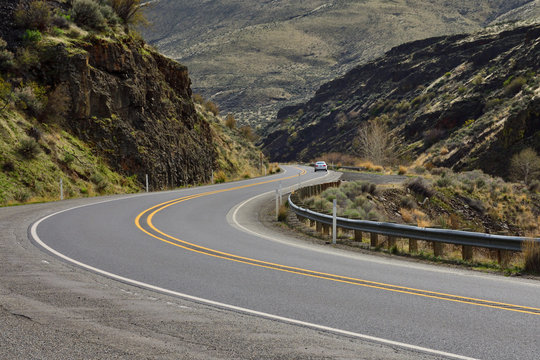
[45, 37, 216, 189]
[261, 23, 540, 179]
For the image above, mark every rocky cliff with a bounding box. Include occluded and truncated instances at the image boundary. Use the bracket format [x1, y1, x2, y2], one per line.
[57, 36, 216, 189]
[261, 22, 540, 179]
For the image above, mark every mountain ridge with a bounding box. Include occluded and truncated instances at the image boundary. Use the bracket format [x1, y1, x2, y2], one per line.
[141, 0, 538, 126]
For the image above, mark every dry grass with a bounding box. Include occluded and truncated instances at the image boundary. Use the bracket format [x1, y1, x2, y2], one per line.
[523, 240, 540, 273]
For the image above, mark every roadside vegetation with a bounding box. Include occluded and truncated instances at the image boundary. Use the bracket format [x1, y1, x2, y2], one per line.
[294, 152, 539, 274]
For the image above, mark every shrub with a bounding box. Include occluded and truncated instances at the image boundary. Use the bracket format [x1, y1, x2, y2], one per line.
[359, 182, 377, 194]
[15, 47, 40, 72]
[63, 152, 75, 165]
[110, 0, 147, 26]
[528, 180, 540, 193]
[192, 93, 204, 104]
[14, 190, 31, 203]
[406, 177, 435, 198]
[90, 172, 108, 192]
[400, 196, 416, 209]
[398, 165, 407, 175]
[277, 204, 288, 222]
[14, 84, 45, 116]
[22, 29, 42, 44]
[71, 0, 107, 30]
[224, 114, 236, 129]
[343, 208, 361, 219]
[17, 138, 41, 159]
[504, 76, 527, 96]
[0, 38, 14, 70]
[205, 100, 219, 115]
[214, 170, 226, 183]
[27, 126, 42, 140]
[14, 1, 52, 31]
[239, 125, 257, 141]
[2, 160, 15, 172]
[52, 15, 70, 29]
[523, 240, 540, 273]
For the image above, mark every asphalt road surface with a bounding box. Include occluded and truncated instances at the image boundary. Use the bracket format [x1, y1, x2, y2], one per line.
[28, 165, 540, 359]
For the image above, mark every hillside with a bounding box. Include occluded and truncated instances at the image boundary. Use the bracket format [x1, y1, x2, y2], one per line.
[0, 0, 264, 205]
[141, 0, 537, 126]
[261, 22, 540, 180]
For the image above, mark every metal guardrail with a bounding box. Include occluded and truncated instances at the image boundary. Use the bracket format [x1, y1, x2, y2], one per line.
[288, 186, 539, 252]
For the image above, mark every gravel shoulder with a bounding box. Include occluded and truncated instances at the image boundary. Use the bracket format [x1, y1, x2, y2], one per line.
[1, 194, 445, 359]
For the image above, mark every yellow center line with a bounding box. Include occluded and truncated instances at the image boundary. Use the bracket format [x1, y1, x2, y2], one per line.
[134, 169, 540, 316]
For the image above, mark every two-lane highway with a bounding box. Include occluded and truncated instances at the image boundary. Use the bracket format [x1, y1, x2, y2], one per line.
[32, 165, 540, 359]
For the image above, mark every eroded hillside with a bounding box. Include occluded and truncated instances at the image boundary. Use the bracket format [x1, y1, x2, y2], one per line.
[261, 23, 540, 180]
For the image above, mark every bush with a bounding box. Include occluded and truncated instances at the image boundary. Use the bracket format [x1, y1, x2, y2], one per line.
[15, 47, 40, 72]
[14, 85, 45, 116]
[22, 29, 42, 44]
[14, 1, 52, 31]
[14, 190, 31, 203]
[406, 177, 435, 198]
[17, 138, 41, 159]
[2, 160, 15, 172]
[90, 172, 108, 192]
[528, 180, 540, 193]
[205, 100, 219, 115]
[504, 76, 527, 96]
[400, 196, 416, 209]
[63, 152, 75, 165]
[0, 38, 14, 70]
[214, 170, 226, 183]
[52, 15, 70, 29]
[72, 0, 107, 30]
[110, 0, 147, 26]
[192, 93, 204, 104]
[277, 204, 288, 222]
[27, 126, 42, 140]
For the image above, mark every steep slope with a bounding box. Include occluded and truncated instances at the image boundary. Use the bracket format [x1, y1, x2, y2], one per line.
[261, 23, 540, 180]
[141, 0, 536, 126]
[0, 0, 263, 204]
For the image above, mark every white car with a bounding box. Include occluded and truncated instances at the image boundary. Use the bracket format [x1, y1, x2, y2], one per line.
[314, 161, 328, 172]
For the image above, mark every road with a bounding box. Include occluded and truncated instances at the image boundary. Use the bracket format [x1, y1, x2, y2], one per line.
[29, 165, 540, 359]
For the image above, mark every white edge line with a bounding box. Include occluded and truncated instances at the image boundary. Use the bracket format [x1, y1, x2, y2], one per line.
[28, 170, 478, 360]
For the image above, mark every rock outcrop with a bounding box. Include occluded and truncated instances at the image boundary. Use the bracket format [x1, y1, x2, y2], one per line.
[40, 36, 216, 189]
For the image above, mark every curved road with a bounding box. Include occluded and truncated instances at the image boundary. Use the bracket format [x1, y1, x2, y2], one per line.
[31, 165, 540, 360]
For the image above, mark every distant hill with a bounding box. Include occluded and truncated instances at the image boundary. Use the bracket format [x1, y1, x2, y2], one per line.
[260, 23, 540, 180]
[141, 0, 537, 126]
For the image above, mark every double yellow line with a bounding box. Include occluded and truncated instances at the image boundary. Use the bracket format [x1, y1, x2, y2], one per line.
[134, 170, 540, 316]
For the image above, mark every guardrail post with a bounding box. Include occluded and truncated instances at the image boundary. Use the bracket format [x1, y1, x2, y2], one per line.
[323, 224, 330, 236]
[332, 199, 337, 244]
[433, 242, 444, 257]
[409, 238, 418, 253]
[275, 189, 279, 221]
[354, 230, 362, 242]
[316, 221, 322, 233]
[462, 245, 473, 261]
[309, 219, 315, 227]
[498, 250, 510, 267]
[370, 233, 378, 247]
[388, 236, 397, 249]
